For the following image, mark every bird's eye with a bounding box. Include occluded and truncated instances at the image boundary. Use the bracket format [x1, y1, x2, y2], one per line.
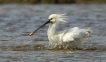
[50, 18, 53, 20]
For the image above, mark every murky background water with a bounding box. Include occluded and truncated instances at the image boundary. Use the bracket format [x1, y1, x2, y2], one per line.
[0, 4, 106, 62]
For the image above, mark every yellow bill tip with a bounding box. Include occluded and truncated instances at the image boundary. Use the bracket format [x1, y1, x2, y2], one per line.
[29, 32, 34, 36]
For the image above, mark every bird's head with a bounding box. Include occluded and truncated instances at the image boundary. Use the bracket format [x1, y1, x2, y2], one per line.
[29, 14, 68, 36]
[48, 14, 68, 24]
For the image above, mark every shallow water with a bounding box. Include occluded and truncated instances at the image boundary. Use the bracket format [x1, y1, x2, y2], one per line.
[0, 4, 106, 62]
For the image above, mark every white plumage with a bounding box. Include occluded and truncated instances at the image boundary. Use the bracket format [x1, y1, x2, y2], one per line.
[47, 14, 92, 48]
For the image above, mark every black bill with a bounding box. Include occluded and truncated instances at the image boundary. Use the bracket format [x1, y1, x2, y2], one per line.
[29, 20, 50, 36]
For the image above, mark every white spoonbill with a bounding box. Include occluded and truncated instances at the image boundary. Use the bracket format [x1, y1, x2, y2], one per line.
[29, 14, 92, 49]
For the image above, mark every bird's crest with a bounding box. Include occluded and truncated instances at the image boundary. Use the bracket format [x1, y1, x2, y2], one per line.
[49, 14, 68, 23]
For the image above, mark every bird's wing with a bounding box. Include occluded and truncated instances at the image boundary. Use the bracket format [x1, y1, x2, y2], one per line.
[63, 27, 92, 42]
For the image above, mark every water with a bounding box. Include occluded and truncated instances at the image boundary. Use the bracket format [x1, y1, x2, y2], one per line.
[0, 4, 106, 62]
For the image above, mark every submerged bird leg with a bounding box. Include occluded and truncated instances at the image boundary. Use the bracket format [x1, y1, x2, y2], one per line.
[63, 42, 76, 51]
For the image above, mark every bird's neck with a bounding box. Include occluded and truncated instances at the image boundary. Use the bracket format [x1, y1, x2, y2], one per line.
[47, 22, 59, 36]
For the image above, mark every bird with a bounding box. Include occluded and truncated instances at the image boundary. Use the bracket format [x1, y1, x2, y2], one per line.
[29, 14, 92, 49]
